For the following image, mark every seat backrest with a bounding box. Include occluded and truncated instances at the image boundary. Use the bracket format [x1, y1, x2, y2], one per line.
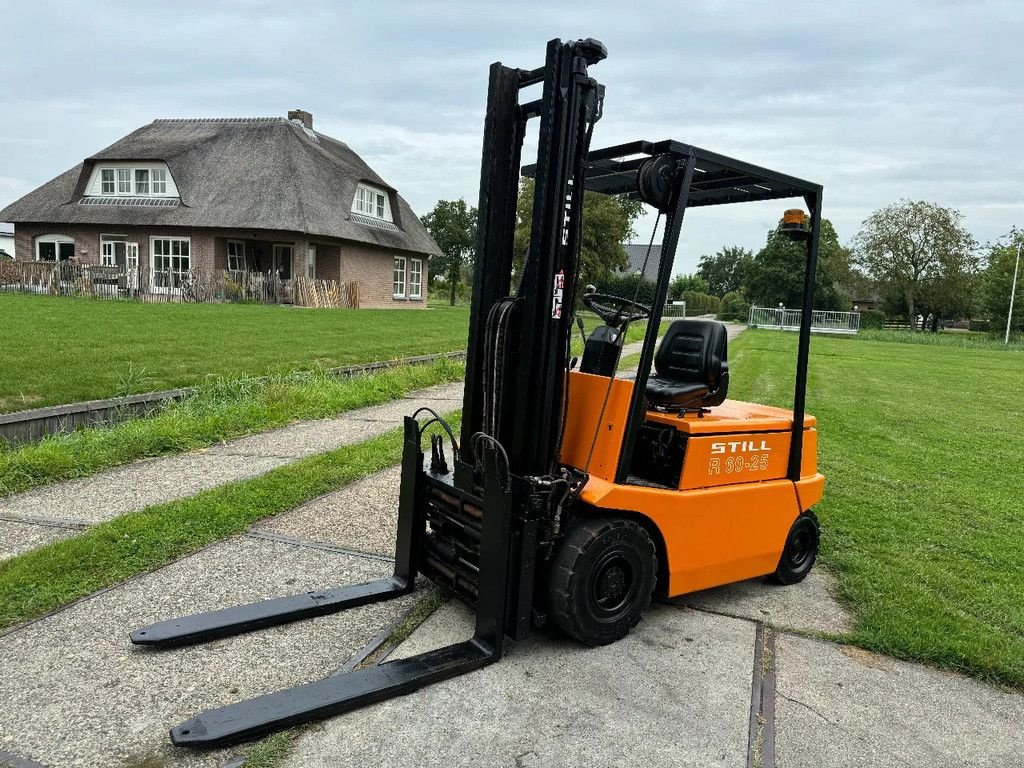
[653, 319, 728, 391]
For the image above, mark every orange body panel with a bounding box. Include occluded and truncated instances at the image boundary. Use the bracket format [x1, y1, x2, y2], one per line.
[558, 370, 824, 597]
[558, 372, 633, 481]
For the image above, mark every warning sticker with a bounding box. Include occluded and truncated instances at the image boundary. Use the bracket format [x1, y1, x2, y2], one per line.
[551, 270, 565, 319]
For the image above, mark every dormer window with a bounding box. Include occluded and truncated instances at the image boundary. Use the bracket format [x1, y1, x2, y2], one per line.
[87, 163, 177, 198]
[352, 184, 392, 222]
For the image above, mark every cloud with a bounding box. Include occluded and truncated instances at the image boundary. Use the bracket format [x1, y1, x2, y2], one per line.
[1, 0, 1022, 273]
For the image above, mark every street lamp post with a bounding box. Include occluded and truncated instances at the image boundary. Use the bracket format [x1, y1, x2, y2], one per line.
[1006, 240, 1022, 346]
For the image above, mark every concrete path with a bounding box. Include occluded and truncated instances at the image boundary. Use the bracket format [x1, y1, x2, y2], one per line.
[0, 465, 414, 768]
[2, 457, 1022, 767]
[284, 575, 1024, 768]
[0, 382, 463, 562]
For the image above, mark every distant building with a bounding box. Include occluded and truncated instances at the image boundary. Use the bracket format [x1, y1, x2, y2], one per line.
[620, 243, 665, 281]
[0, 110, 440, 306]
[0, 222, 13, 259]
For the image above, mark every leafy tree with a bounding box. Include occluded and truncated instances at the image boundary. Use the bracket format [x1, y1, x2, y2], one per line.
[853, 200, 977, 322]
[745, 218, 849, 310]
[420, 198, 477, 306]
[668, 272, 710, 300]
[696, 246, 753, 296]
[514, 178, 645, 289]
[982, 227, 1024, 338]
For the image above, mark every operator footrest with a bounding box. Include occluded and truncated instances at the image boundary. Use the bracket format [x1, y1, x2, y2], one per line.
[171, 639, 496, 747]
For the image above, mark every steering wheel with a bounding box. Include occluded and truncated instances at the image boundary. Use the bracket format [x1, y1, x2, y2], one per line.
[582, 290, 651, 328]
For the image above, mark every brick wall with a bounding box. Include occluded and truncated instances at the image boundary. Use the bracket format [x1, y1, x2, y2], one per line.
[12, 223, 429, 308]
[338, 241, 428, 309]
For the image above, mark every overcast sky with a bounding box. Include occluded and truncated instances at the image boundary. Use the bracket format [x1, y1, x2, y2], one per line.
[1, 1, 1021, 273]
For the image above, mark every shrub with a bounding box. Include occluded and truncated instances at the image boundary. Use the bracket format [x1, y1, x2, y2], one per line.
[858, 309, 886, 329]
[718, 291, 750, 322]
[682, 290, 721, 316]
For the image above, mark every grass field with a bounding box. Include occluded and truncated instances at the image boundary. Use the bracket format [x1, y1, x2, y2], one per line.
[729, 329, 1024, 688]
[0, 360, 463, 497]
[0, 294, 469, 412]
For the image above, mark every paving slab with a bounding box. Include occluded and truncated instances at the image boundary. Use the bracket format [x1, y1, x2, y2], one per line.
[674, 569, 853, 636]
[0, 382, 463, 531]
[0, 452, 286, 524]
[255, 465, 402, 558]
[0, 518, 78, 561]
[0, 535, 418, 768]
[774, 633, 1024, 768]
[283, 602, 755, 768]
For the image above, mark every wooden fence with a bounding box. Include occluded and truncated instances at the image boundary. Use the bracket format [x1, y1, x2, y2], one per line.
[0, 261, 358, 308]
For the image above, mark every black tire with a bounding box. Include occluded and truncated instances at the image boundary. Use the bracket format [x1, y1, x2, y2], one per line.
[547, 517, 657, 646]
[769, 511, 820, 585]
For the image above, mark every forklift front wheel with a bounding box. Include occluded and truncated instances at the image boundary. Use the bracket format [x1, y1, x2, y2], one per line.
[769, 511, 820, 585]
[548, 517, 657, 647]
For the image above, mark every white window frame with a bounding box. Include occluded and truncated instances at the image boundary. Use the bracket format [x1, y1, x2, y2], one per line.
[307, 244, 317, 279]
[95, 165, 173, 197]
[134, 169, 150, 195]
[352, 183, 393, 221]
[393, 255, 406, 298]
[149, 236, 192, 293]
[151, 168, 167, 194]
[409, 258, 422, 300]
[100, 234, 128, 267]
[116, 168, 132, 195]
[35, 234, 74, 262]
[227, 240, 246, 272]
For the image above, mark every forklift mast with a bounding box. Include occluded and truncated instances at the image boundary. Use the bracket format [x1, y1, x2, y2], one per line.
[458, 37, 606, 484]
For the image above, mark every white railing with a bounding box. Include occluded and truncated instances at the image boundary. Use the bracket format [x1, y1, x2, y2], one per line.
[663, 300, 686, 318]
[748, 305, 861, 334]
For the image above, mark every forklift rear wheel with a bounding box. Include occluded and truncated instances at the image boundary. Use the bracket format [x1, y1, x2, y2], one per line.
[548, 517, 657, 646]
[769, 511, 819, 585]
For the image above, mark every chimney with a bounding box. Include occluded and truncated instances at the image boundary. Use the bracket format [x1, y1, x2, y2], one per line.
[288, 109, 313, 130]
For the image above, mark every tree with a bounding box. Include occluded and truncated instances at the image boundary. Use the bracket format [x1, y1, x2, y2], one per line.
[668, 272, 710, 300]
[744, 218, 849, 310]
[420, 198, 477, 306]
[853, 200, 977, 322]
[982, 227, 1024, 338]
[514, 178, 645, 289]
[696, 246, 753, 296]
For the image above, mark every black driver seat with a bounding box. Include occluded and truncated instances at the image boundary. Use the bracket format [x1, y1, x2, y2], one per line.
[645, 319, 729, 410]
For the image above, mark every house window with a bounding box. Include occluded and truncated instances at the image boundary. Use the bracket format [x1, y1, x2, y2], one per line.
[151, 237, 191, 290]
[353, 184, 392, 221]
[227, 240, 246, 272]
[100, 234, 127, 267]
[409, 258, 422, 299]
[393, 256, 406, 298]
[307, 244, 317, 279]
[36, 234, 75, 262]
[101, 169, 115, 194]
[152, 168, 167, 194]
[134, 169, 150, 195]
[117, 169, 132, 194]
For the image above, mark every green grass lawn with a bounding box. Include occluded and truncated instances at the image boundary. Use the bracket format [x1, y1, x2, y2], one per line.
[729, 329, 1024, 688]
[0, 360, 464, 497]
[0, 294, 469, 412]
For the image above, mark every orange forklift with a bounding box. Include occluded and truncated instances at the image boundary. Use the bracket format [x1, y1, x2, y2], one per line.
[132, 37, 825, 746]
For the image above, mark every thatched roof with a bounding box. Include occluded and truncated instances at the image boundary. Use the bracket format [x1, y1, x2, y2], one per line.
[0, 117, 441, 257]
